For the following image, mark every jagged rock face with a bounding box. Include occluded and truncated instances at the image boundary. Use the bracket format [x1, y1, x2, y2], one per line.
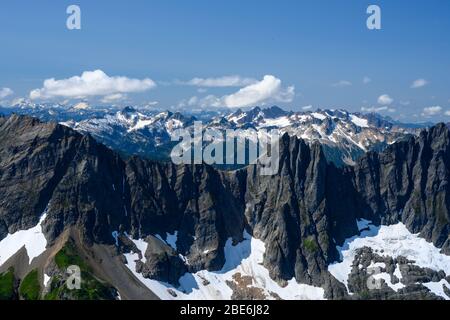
[352, 123, 450, 254]
[237, 136, 355, 297]
[0, 115, 449, 298]
[0, 114, 129, 245]
[125, 159, 246, 272]
[0, 115, 82, 237]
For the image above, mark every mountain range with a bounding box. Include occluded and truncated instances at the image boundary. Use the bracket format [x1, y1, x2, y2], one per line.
[0, 112, 449, 300]
[0, 103, 427, 166]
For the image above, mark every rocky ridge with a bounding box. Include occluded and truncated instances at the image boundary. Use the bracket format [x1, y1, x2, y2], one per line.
[0, 114, 448, 299]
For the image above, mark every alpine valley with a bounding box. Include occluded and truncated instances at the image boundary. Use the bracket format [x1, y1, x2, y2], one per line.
[0, 104, 449, 300]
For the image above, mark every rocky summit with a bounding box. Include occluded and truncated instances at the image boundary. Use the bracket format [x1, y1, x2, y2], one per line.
[0, 114, 449, 300]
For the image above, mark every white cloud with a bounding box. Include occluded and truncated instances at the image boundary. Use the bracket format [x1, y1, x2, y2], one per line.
[30, 70, 156, 100]
[197, 95, 222, 108]
[11, 97, 27, 106]
[177, 96, 203, 109]
[223, 75, 294, 108]
[422, 106, 442, 117]
[0, 88, 13, 99]
[361, 106, 396, 113]
[193, 75, 295, 108]
[101, 93, 127, 103]
[399, 100, 411, 106]
[363, 76, 371, 84]
[377, 94, 394, 105]
[302, 105, 313, 110]
[445, 110, 450, 116]
[411, 78, 428, 89]
[144, 101, 159, 107]
[332, 80, 352, 87]
[183, 76, 257, 87]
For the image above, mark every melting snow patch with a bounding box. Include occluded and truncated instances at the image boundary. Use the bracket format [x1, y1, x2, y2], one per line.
[328, 220, 450, 293]
[128, 238, 149, 264]
[0, 211, 48, 266]
[124, 232, 325, 300]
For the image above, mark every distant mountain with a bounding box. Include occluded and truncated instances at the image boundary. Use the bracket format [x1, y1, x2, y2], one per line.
[211, 107, 423, 166]
[60, 107, 197, 160]
[0, 114, 449, 300]
[0, 104, 427, 166]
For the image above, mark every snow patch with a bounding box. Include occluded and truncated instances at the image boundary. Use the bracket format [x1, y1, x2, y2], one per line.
[259, 116, 291, 128]
[311, 112, 327, 120]
[423, 280, 450, 300]
[372, 272, 406, 291]
[128, 238, 149, 264]
[0, 211, 48, 266]
[328, 220, 450, 294]
[350, 115, 369, 128]
[43, 274, 51, 287]
[124, 232, 325, 300]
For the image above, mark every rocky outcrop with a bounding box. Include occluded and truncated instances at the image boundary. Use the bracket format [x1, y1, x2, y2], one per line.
[0, 115, 449, 299]
[352, 123, 450, 254]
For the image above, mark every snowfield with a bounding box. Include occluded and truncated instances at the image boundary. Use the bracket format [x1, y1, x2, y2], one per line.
[328, 219, 450, 298]
[0, 210, 48, 266]
[124, 232, 325, 300]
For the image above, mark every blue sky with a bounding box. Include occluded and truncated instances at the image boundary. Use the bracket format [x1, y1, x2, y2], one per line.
[0, 0, 449, 122]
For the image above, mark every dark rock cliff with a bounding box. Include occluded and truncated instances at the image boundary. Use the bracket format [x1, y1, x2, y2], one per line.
[0, 115, 448, 298]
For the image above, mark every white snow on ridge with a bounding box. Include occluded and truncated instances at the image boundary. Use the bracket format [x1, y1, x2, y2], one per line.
[124, 232, 325, 300]
[0, 211, 48, 266]
[328, 220, 450, 294]
[350, 115, 369, 128]
[128, 119, 154, 132]
[259, 116, 292, 128]
[311, 112, 327, 121]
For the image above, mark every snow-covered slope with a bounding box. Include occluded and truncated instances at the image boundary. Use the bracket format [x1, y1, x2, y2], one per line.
[1, 103, 423, 166]
[124, 231, 325, 300]
[328, 219, 450, 299]
[0, 210, 48, 266]
[60, 107, 196, 158]
[214, 107, 419, 165]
